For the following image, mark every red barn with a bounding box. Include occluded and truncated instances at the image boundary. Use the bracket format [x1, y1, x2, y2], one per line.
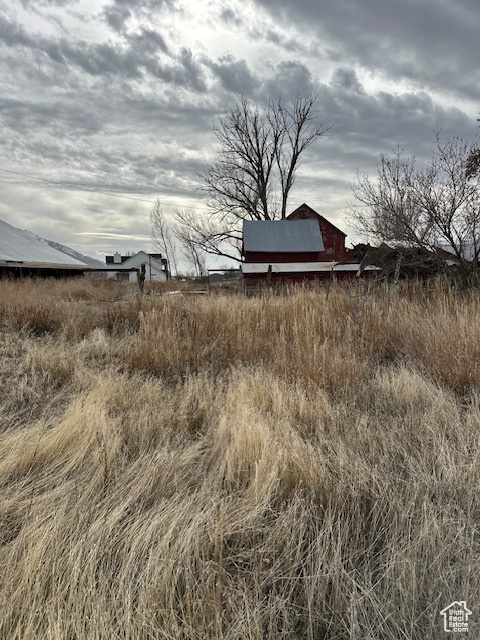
[241, 204, 378, 288]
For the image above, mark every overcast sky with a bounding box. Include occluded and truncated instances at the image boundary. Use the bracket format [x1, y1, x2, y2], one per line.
[0, 0, 478, 264]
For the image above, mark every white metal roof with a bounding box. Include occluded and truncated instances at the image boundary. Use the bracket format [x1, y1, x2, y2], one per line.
[241, 262, 380, 274]
[243, 220, 324, 253]
[0, 218, 87, 266]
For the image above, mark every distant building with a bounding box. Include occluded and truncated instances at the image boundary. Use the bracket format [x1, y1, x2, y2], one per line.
[104, 251, 168, 282]
[241, 203, 377, 288]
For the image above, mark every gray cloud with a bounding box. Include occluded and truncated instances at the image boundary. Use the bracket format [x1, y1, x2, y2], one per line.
[0, 15, 32, 48]
[331, 68, 365, 95]
[249, 25, 322, 61]
[0, 97, 102, 138]
[103, 0, 181, 33]
[103, 2, 132, 32]
[19, 0, 70, 7]
[261, 60, 316, 100]
[252, 0, 480, 100]
[126, 28, 169, 54]
[219, 7, 242, 26]
[0, 0, 477, 262]
[0, 15, 203, 91]
[207, 54, 260, 95]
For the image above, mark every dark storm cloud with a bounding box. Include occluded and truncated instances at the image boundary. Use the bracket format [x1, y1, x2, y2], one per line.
[207, 54, 260, 95]
[252, 0, 480, 100]
[317, 70, 475, 164]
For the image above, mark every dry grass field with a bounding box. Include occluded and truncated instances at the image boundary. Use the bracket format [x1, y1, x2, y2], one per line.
[0, 276, 479, 639]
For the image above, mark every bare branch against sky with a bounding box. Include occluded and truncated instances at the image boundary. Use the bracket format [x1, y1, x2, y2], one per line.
[348, 134, 480, 280]
[0, 0, 478, 264]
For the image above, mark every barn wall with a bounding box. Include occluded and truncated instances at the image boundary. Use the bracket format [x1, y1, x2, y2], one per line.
[287, 206, 351, 261]
[317, 221, 350, 261]
[242, 268, 378, 290]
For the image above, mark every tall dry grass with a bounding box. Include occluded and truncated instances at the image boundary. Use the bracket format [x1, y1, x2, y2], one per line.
[0, 277, 479, 638]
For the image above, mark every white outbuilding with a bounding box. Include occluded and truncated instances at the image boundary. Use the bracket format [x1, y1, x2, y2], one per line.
[104, 251, 168, 282]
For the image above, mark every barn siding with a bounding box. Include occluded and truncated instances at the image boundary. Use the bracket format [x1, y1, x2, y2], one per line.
[287, 204, 350, 262]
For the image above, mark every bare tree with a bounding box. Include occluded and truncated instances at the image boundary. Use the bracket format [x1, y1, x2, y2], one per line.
[150, 198, 179, 278]
[184, 94, 331, 261]
[174, 210, 207, 277]
[174, 207, 241, 263]
[348, 135, 480, 280]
